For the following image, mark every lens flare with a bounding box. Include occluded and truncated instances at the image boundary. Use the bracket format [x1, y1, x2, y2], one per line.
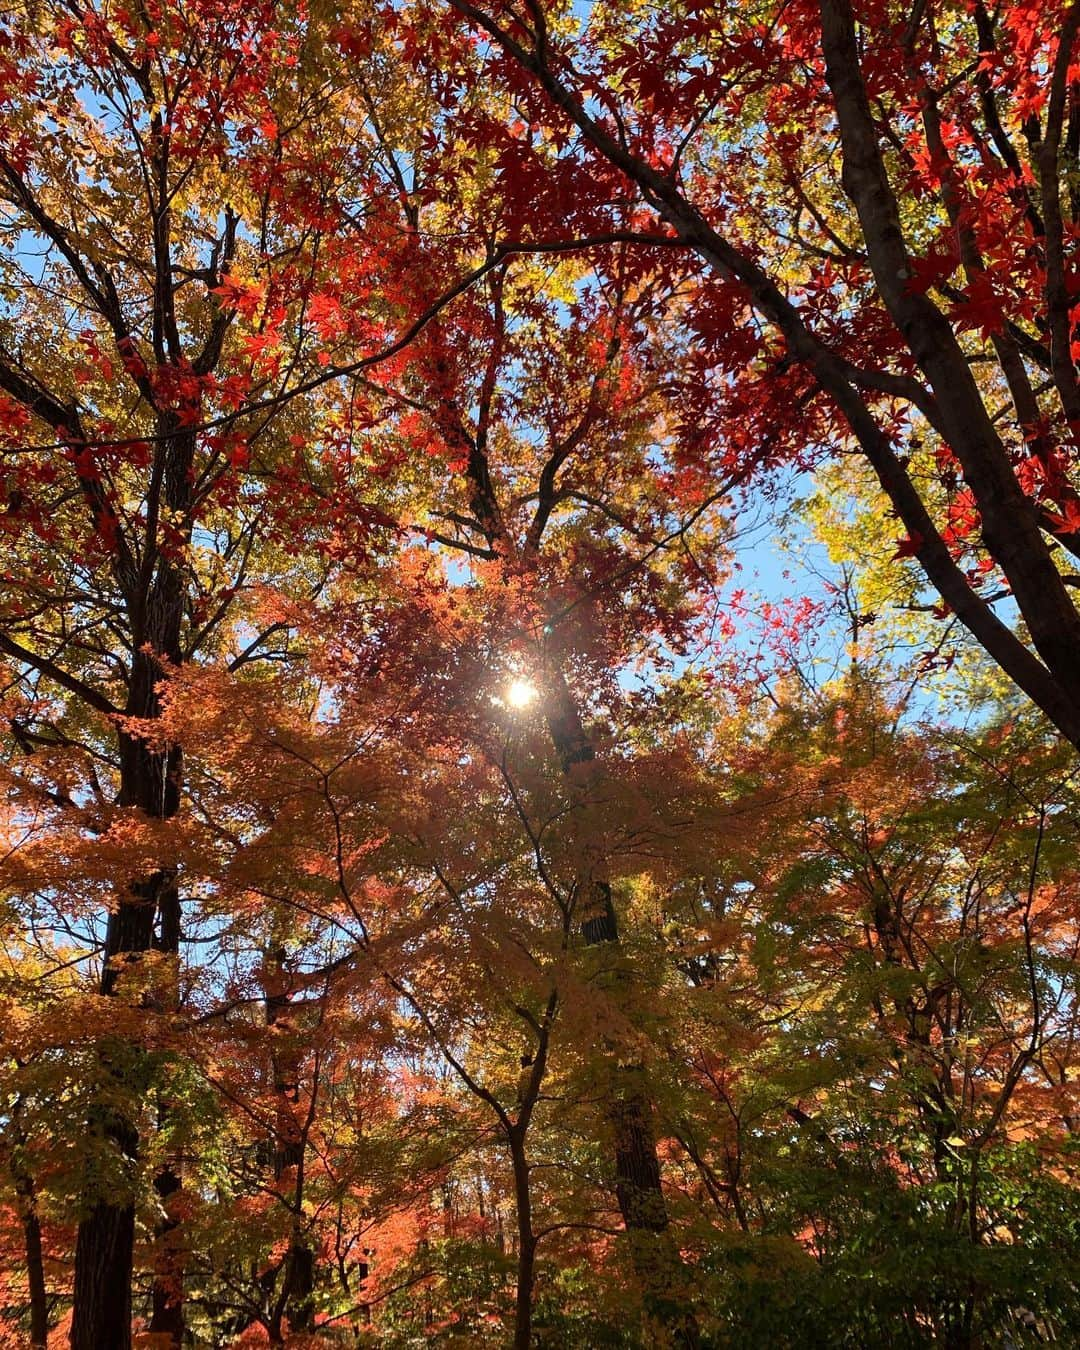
[505, 677, 538, 709]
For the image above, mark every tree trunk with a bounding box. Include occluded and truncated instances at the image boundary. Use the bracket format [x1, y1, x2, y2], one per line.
[509, 1129, 537, 1350]
[283, 1241, 316, 1334]
[147, 901, 185, 1348]
[265, 946, 316, 1336]
[147, 1161, 184, 1347]
[71, 876, 152, 1350]
[71, 1199, 136, 1350]
[14, 1166, 48, 1348]
[71, 646, 184, 1350]
[545, 672, 700, 1348]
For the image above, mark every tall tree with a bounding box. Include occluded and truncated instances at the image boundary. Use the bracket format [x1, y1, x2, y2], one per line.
[0, 0, 445, 1336]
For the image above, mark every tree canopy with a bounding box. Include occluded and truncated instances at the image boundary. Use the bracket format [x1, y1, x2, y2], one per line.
[1, 1, 1080, 1346]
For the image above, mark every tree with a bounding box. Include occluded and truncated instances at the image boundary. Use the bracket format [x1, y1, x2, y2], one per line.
[331, 231, 739, 1340]
[5, 3, 1080, 1345]
[649, 675, 1080, 1344]
[428, 0, 1080, 748]
[0, 0, 448, 1336]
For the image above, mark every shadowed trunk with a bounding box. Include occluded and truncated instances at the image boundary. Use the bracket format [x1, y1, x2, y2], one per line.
[13, 1163, 48, 1348]
[510, 1127, 537, 1350]
[72, 1195, 136, 1350]
[71, 861, 177, 1350]
[265, 947, 316, 1338]
[72, 641, 185, 1350]
[545, 671, 700, 1348]
[71, 1082, 145, 1350]
[147, 870, 185, 1347]
[148, 1160, 184, 1345]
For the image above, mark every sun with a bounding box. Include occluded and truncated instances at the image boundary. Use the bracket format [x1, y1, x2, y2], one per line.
[505, 677, 538, 710]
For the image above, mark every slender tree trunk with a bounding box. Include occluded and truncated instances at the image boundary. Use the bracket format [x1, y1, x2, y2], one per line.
[23, 1211, 48, 1348]
[148, 868, 184, 1348]
[265, 946, 316, 1336]
[14, 1165, 48, 1348]
[509, 1128, 537, 1350]
[147, 1161, 184, 1346]
[545, 672, 699, 1348]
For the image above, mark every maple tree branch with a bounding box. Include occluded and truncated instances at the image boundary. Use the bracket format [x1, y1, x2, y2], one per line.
[0, 632, 120, 718]
[839, 362, 942, 429]
[0, 155, 159, 415]
[971, 3, 1046, 237]
[422, 530, 498, 559]
[912, 56, 1077, 524]
[528, 328, 622, 549]
[498, 749, 568, 913]
[4, 232, 682, 463]
[227, 623, 291, 672]
[1038, 0, 1080, 425]
[386, 969, 514, 1132]
[235, 234, 674, 446]
[935, 280, 1052, 372]
[0, 156, 124, 335]
[0, 351, 140, 594]
[820, 0, 1080, 697]
[448, 3, 1075, 711]
[192, 209, 239, 376]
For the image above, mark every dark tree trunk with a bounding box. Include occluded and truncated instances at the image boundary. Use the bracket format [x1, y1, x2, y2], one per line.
[23, 1210, 48, 1349]
[14, 1166, 48, 1348]
[265, 947, 316, 1337]
[72, 859, 176, 1350]
[283, 1241, 316, 1334]
[147, 1161, 184, 1346]
[70, 869, 152, 1350]
[71, 1199, 136, 1350]
[148, 870, 185, 1348]
[510, 1129, 537, 1350]
[545, 673, 700, 1348]
[72, 645, 185, 1349]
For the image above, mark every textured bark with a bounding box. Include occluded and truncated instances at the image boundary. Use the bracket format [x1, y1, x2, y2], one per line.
[71, 1197, 136, 1350]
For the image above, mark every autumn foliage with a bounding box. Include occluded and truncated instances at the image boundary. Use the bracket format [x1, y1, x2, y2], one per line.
[2, 0, 1080, 1347]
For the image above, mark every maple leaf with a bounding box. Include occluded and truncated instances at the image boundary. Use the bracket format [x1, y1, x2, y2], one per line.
[890, 532, 924, 560]
[210, 276, 265, 320]
[1043, 499, 1080, 534]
